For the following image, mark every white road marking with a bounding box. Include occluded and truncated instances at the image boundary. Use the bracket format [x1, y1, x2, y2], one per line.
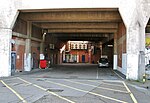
[46, 79, 128, 103]
[88, 80, 124, 87]
[64, 79, 129, 93]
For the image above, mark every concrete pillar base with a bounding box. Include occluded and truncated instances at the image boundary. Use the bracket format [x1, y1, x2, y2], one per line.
[126, 54, 139, 80]
[24, 53, 32, 71]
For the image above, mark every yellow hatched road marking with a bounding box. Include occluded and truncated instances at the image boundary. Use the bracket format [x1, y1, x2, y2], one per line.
[46, 80, 127, 103]
[17, 77, 75, 103]
[122, 81, 138, 103]
[0, 80, 27, 103]
[64, 79, 129, 93]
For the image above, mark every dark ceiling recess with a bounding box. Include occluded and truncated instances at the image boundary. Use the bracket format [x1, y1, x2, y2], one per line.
[18, 8, 122, 48]
[146, 19, 150, 33]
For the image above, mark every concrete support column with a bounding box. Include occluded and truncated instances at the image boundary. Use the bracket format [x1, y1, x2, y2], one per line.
[126, 23, 145, 80]
[24, 22, 32, 71]
[63, 51, 65, 63]
[113, 32, 118, 70]
[40, 42, 44, 54]
[24, 39, 31, 71]
[60, 52, 62, 64]
[57, 51, 60, 64]
[138, 26, 145, 80]
[0, 29, 12, 77]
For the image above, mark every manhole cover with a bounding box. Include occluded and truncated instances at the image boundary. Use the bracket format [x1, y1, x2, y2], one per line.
[46, 88, 64, 92]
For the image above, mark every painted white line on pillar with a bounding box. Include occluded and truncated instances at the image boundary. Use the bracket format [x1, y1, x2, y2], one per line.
[113, 55, 117, 70]
[96, 69, 99, 79]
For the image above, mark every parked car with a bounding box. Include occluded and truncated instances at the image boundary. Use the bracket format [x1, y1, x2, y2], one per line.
[98, 58, 109, 68]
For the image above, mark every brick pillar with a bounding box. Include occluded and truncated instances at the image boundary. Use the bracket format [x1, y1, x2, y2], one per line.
[0, 29, 12, 77]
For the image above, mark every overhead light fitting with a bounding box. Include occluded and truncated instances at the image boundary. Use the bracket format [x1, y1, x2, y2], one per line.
[107, 45, 113, 47]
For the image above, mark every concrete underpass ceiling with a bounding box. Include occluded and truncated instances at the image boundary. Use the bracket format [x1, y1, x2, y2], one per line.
[146, 19, 150, 33]
[18, 8, 122, 48]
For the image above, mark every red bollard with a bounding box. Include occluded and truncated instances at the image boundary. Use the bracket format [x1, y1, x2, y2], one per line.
[40, 60, 47, 69]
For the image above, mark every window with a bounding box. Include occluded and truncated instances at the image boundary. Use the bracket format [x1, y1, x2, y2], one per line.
[79, 44, 81, 49]
[71, 44, 74, 49]
[75, 44, 78, 49]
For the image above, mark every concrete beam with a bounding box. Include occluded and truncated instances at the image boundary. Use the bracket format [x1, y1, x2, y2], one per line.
[53, 33, 110, 38]
[34, 22, 118, 29]
[19, 11, 121, 22]
[20, 8, 119, 12]
[48, 28, 117, 33]
[13, 32, 42, 42]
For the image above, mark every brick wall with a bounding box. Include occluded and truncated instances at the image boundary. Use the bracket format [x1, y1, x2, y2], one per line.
[31, 41, 40, 68]
[12, 37, 25, 71]
[117, 22, 126, 68]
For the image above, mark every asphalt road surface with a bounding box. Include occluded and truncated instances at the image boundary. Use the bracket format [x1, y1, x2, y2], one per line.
[0, 64, 150, 103]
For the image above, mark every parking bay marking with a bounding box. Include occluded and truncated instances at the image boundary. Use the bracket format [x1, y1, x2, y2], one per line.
[101, 80, 138, 103]
[122, 81, 138, 103]
[0, 80, 27, 103]
[88, 80, 125, 87]
[64, 79, 129, 94]
[17, 77, 75, 103]
[45, 79, 128, 103]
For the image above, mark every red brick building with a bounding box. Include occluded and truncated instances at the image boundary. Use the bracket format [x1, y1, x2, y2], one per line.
[63, 41, 101, 63]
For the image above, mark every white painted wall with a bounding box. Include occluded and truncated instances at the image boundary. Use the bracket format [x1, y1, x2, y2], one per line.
[113, 55, 117, 70]
[22, 0, 120, 9]
[122, 53, 127, 75]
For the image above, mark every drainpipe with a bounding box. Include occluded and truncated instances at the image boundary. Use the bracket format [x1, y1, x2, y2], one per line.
[40, 29, 47, 59]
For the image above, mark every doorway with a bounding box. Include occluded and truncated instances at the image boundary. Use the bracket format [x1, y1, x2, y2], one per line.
[82, 55, 85, 63]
